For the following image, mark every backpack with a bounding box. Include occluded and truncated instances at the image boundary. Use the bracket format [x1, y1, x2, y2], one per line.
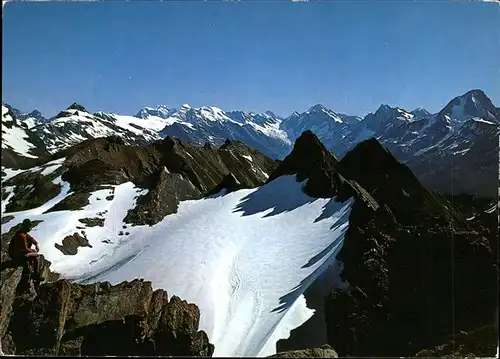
[8, 231, 22, 259]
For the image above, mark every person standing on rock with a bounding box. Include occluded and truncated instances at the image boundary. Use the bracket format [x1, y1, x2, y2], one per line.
[8, 219, 43, 288]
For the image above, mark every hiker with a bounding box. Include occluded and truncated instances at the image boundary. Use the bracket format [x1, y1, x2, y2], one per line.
[8, 219, 42, 281]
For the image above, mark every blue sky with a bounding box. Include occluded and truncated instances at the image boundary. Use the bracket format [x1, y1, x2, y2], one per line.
[2, 0, 500, 118]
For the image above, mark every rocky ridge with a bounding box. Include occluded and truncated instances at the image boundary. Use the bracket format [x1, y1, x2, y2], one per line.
[3, 135, 278, 227]
[263, 131, 497, 357]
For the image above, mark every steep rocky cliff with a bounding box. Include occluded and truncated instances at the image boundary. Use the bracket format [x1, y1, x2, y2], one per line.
[323, 138, 498, 357]
[0, 261, 214, 356]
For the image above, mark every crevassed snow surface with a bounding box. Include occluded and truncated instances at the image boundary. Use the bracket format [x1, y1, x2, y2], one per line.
[1, 175, 353, 357]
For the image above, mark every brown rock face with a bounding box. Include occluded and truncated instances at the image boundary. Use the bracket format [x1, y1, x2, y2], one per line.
[124, 167, 201, 226]
[32, 135, 277, 226]
[323, 138, 498, 357]
[1, 278, 214, 356]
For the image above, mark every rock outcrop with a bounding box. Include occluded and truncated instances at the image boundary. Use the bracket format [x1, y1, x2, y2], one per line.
[1, 277, 214, 356]
[269, 344, 338, 358]
[54, 232, 92, 255]
[322, 138, 498, 357]
[414, 324, 498, 358]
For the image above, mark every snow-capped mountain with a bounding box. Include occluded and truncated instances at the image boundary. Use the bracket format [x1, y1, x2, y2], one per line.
[16, 109, 48, 129]
[3, 89, 498, 197]
[27, 103, 170, 155]
[279, 104, 353, 157]
[135, 105, 176, 119]
[2, 105, 38, 159]
[372, 90, 499, 197]
[1, 104, 48, 168]
[157, 105, 292, 159]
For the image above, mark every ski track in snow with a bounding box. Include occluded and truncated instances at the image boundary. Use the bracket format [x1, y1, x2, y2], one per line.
[1, 175, 353, 357]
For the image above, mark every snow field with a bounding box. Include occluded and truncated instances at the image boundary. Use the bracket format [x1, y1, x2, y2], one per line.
[1, 175, 353, 357]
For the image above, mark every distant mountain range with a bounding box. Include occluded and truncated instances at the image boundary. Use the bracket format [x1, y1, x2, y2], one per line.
[2, 89, 499, 197]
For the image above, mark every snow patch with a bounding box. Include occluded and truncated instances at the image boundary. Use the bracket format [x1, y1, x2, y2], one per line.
[1, 167, 24, 182]
[1, 186, 16, 213]
[1, 124, 37, 158]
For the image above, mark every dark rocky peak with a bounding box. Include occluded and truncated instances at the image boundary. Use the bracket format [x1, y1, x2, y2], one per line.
[269, 131, 339, 181]
[219, 138, 253, 153]
[338, 138, 467, 225]
[339, 137, 398, 176]
[268, 131, 351, 198]
[67, 102, 88, 112]
[374, 104, 395, 116]
[2, 103, 22, 117]
[220, 138, 233, 148]
[203, 142, 213, 150]
[362, 105, 407, 131]
[25, 109, 45, 120]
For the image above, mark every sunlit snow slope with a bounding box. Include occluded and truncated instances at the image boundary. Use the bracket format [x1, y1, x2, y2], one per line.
[1, 105, 38, 158]
[1, 175, 353, 357]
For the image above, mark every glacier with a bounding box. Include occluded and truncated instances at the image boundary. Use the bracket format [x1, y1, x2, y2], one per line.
[1, 174, 353, 357]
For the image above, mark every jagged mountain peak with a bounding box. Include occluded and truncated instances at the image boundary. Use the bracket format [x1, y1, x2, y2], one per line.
[264, 110, 278, 118]
[372, 104, 413, 119]
[268, 131, 341, 196]
[439, 89, 498, 123]
[26, 109, 44, 118]
[338, 137, 466, 224]
[274, 130, 339, 172]
[374, 104, 394, 114]
[67, 102, 88, 112]
[410, 107, 432, 118]
[292, 130, 333, 158]
[341, 137, 396, 171]
[308, 104, 328, 113]
[135, 105, 175, 119]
